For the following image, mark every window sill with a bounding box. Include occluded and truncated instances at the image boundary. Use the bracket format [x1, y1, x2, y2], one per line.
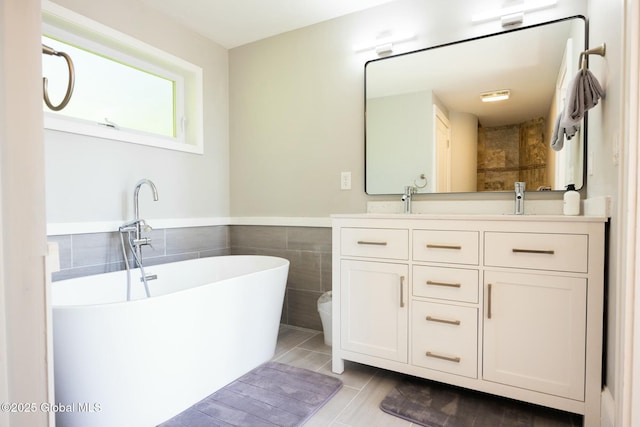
[44, 114, 203, 154]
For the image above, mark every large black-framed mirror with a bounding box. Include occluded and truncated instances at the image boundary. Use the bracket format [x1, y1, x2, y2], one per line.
[365, 16, 587, 195]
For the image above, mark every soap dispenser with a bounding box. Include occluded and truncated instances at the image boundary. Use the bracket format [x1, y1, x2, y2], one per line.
[563, 184, 580, 215]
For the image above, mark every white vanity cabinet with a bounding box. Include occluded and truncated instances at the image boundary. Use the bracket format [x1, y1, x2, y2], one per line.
[411, 300, 478, 378]
[482, 231, 591, 401]
[483, 271, 586, 400]
[332, 214, 606, 427]
[340, 259, 408, 362]
[410, 229, 479, 379]
[338, 227, 409, 362]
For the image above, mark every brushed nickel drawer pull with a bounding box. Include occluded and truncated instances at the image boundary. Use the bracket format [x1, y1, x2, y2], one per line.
[400, 276, 405, 308]
[357, 240, 388, 246]
[426, 315, 461, 326]
[426, 351, 461, 363]
[426, 280, 462, 288]
[427, 244, 462, 250]
[512, 248, 555, 255]
[487, 283, 492, 319]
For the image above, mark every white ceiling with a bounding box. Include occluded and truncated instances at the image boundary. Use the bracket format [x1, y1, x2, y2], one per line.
[139, 0, 399, 48]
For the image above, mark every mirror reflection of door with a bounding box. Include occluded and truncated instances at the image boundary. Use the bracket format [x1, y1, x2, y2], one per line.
[434, 105, 451, 192]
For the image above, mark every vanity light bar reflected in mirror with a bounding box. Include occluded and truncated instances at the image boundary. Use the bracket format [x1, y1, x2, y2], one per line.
[471, 0, 558, 23]
[481, 89, 511, 102]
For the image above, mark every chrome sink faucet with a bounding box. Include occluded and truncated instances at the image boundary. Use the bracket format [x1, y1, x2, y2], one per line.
[401, 185, 416, 214]
[133, 179, 158, 264]
[514, 182, 525, 215]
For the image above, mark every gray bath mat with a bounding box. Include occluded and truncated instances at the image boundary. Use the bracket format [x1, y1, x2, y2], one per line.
[380, 376, 582, 427]
[158, 362, 342, 427]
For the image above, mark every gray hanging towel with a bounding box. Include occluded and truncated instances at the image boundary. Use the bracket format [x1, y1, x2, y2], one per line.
[560, 68, 605, 129]
[551, 113, 581, 151]
[551, 68, 605, 151]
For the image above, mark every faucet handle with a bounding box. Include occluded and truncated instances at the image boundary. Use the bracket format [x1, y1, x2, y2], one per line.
[133, 237, 152, 247]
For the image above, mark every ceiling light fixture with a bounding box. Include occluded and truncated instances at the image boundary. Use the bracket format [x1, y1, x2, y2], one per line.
[471, 0, 558, 23]
[352, 32, 416, 54]
[481, 89, 511, 103]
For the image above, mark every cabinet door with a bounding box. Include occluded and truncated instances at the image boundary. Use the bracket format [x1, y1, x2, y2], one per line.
[340, 260, 408, 363]
[483, 271, 586, 400]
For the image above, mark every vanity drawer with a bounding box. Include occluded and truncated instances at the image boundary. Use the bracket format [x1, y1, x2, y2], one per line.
[485, 232, 588, 273]
[413, 230, 479, 265]
[413, 265, 478, 303]
[412, 301, 477, 378]
[341, 228, 409, 260]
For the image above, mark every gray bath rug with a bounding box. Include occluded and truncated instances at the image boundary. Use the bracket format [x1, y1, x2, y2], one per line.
[380, 376, 582, 427]
[158, 362, 342, 427]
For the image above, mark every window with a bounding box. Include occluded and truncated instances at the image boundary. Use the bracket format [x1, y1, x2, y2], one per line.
[42, 1, 203, 154]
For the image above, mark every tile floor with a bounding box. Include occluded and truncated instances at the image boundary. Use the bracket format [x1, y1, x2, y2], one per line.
[273, 325, 583, 427]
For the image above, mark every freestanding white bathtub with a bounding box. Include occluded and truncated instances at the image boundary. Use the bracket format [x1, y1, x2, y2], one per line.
[52, 255, 289, 427]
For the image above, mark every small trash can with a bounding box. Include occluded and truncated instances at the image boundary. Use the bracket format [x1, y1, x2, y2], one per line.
[317, 291, 332, 346]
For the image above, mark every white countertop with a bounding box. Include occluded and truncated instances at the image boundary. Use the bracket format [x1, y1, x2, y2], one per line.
[331, 212, 608, 223]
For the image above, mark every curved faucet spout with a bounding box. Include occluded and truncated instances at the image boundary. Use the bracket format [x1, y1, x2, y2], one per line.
[132, 179, 158, 268]
[134, 179, 159, 220]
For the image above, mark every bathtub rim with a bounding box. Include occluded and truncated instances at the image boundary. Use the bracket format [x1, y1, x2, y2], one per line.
[51, 254, 290, 310]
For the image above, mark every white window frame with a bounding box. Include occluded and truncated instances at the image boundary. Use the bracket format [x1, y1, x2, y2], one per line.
[42, 1, 204, 154]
